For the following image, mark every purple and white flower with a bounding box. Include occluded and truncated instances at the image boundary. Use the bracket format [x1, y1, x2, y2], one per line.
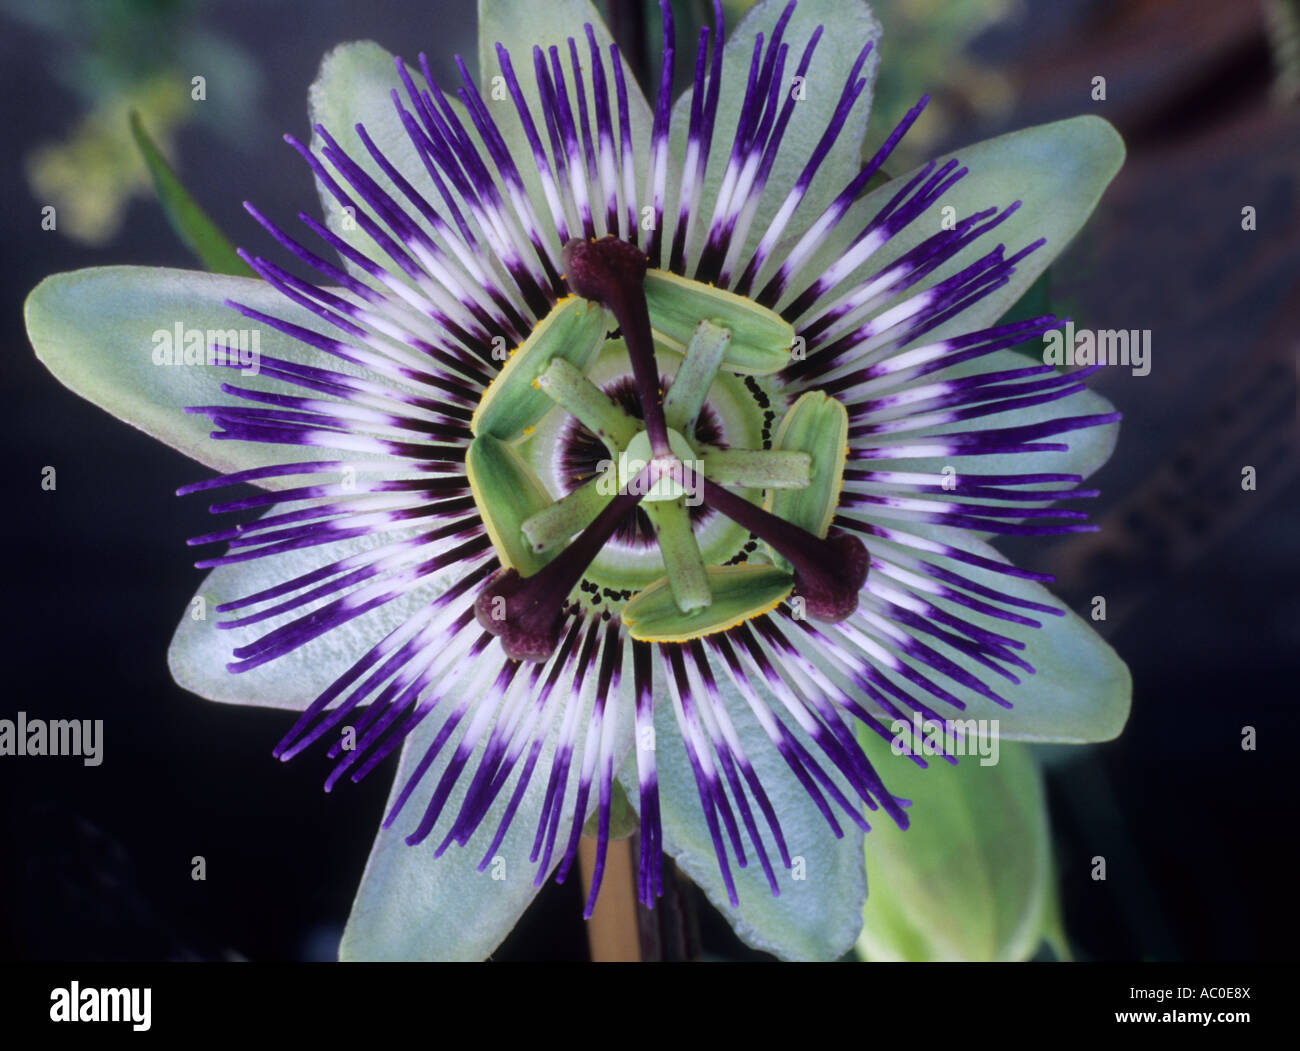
[27, 0, 1131, 960]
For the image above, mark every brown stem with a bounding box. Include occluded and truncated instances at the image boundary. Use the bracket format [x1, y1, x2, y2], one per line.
[578, 837, 642, 961]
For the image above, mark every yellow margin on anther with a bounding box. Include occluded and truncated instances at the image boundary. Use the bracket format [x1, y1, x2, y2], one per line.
[622, 573, 795, 643]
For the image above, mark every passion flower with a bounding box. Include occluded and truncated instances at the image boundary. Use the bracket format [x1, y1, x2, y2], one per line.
[26, 0, 1131, 960]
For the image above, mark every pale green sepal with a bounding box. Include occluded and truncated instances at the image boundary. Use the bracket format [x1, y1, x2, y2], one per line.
[342, 643, 637, 960]
[668, 0, 882, 264]
[836, 526, 1132, 743]
[788, 116, 1126, 346]
[617, 665, 869, 961]
[307, 42, 434, 279]
[476, 0, 654, 247]
[25, 266, 386, 485]
[855, 349, 1119, 491]
[169, 506, 473, 711]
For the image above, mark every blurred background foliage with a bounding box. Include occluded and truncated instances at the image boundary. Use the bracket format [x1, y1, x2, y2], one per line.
[6, 0, 261, 242]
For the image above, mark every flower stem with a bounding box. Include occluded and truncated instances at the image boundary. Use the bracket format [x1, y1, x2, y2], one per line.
[577, 837, 642, 961]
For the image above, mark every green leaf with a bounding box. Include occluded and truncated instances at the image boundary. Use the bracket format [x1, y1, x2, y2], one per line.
[622, 564, 793, 642]
[786, 116, 1125, 345]
[669, 0, 882, 262]
[25, 266, 379, 483]
[617, 665, 868, 960]
[855, 738, 1052, 962]
[342, 649, 636, 960]
[129, 112, 254, 278]
[169, 505, 473, 711]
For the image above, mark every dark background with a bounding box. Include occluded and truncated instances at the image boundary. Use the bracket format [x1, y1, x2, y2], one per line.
[1, 0, 1296, 962]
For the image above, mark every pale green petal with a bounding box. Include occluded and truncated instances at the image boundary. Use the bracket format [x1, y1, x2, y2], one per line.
[476, 0, 655, 248]
[25, 266, 364, 481]
[856, 739, 1051, 961]
[619, 671, 867, 961]
[308, 42, 524, 284]
[852, 526, 1132, 743]
[342, 649, 636, 960]
[859, 348, 1120, 485]
[670, 0, 881, 262]
[784, 116, 1126, 342]
[307, 42, 434, 275]
[168, 505, 474, 711]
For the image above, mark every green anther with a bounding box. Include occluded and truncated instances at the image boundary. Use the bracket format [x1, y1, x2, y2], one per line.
[520, 467, 616, 554]
[466, 434, 556, 576]
[763, 391, 849, 572]
[663, 320, 731, 435]
[700, 447, 812, 489]
[536, 357, 639, 453]
[618, 429, 698, 502]
[622, 564, 796, 643]
[471, 296, 610, 441]
[643, 270, 795, 376]
[642, 500, 711, 613]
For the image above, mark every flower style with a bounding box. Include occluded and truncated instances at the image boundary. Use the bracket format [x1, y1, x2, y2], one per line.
[26, 0, 1131, 960]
